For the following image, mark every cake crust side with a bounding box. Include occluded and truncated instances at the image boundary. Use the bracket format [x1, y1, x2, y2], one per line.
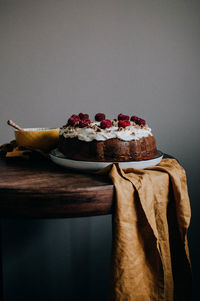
[58, 136, 157, 162]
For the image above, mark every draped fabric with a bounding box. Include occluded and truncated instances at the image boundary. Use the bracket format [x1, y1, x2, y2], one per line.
[107, 159, 192, 301]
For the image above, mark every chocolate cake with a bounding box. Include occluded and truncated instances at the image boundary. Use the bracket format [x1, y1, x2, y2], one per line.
[58, 113, 157, 162]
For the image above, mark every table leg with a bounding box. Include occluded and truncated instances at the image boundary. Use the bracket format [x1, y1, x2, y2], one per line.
[0, 220, 3, 301]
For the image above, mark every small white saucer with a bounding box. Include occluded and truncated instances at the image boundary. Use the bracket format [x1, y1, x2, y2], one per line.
[50, 149, 163, 171]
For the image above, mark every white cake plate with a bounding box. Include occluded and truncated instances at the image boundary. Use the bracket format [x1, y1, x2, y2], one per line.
[50, 149, 163, 171]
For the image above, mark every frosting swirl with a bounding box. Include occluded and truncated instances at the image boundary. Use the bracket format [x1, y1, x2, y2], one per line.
[60, 121, 153, 142]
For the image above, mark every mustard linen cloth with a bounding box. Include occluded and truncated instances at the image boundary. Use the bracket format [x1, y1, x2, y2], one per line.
[0, 140, 48, 159]
[107, 159, 192, 301]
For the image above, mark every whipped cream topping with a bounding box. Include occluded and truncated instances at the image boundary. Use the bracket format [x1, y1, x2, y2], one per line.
[60, 121, 153, 142]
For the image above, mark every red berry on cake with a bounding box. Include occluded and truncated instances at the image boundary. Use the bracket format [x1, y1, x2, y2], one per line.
[131, 115, 146, 126]
[137, 118, 146, 126]
[130, 115, 138, 123]
[79, 113, 89, 120]
[95, 113, 106, 121]
[71, 114, 80, 120]
[118, 113, 130, 120]
[79, 119, 91, 128]
[100, 119, 112, 129]
[118, 120, 130, 128]
[67, 114, 80, 125]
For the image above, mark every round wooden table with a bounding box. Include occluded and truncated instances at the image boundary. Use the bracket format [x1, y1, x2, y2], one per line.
[0, 154, 172, 219]
[0, 154, 172, 300]
[0, 159, 115, 219]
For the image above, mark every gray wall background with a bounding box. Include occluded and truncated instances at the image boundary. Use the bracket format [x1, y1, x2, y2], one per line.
[0, 0, 199, 300]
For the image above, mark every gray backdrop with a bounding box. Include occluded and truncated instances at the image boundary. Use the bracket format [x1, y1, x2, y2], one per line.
[0, 0, 199, 300]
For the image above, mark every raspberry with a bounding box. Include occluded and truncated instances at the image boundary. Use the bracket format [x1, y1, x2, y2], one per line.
[118, 113, 130, 120]
[79, 113, 89, 120]
[130, 115, 139, 123]
[131, 115, 146, 126]
[100, 119, 112, 129]
[118, 120, 130, 128]
[137, 118, 146, 126]
[71, 114, 80, 120]
[95, 113, 106, 121]
[67, 114, 80, 125]
[79, 119, 91, 128]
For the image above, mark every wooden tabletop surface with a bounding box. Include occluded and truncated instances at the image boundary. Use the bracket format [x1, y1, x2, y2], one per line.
[0, 154, 171, 219]
[0, 159, 114, 218]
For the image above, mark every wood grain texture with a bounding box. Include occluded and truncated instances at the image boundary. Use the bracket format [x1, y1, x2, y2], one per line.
[0, 159, 114, 218]
[0, 154, 172, 218]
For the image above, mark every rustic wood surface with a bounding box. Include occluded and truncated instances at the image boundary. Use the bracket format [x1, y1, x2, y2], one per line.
[0, 154, 172, 218]
[0, 158, 114, 218]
